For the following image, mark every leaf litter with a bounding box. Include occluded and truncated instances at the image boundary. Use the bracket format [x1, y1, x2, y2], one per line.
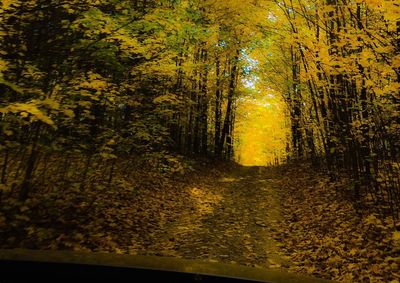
[1, 161, 398, 282]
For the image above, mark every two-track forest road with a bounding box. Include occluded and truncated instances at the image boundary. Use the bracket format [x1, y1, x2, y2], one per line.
[139, 165, 290, 270]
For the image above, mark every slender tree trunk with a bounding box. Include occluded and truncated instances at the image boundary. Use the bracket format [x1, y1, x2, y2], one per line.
[108, 159, 116, 186]
[214, 56, 223, 156]
[1, 149, 9, 184]
[79, 154, 93, 191]
[219, 52, 239, 158]
[290, 47, 303, 159]
[19, 123, 41, 201]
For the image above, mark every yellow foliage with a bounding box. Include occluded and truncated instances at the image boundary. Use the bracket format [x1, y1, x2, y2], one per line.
[1, 0, 13, 8]
[1, 102, 55, 126]
[0, 59, 8, 75]
[79, 72, 108, 91]
[393, 231, 400, 241]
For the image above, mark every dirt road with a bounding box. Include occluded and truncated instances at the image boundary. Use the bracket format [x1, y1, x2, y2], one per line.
[141, 166, 290, 270]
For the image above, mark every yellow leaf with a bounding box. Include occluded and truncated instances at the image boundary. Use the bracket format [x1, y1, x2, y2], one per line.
[1, 0, 12, 9]
[63, 109, 75, 118]
[349, 249, 358, 256]
[20, 206, 29, 213]
[364, 214, 380, 225]
[4, 103, 55, 126]
[392, 231, 400, 241]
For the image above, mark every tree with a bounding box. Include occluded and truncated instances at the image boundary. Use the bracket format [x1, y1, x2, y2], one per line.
[265, 0, 400, 218]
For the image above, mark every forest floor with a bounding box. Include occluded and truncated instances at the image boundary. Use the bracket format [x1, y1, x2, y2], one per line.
[1, 161, 399, 282]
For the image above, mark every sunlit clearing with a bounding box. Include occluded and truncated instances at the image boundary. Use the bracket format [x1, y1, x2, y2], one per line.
[235, 88, 289, 166]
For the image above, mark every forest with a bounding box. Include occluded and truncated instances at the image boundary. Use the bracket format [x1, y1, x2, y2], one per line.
[0, 0, 399, 282]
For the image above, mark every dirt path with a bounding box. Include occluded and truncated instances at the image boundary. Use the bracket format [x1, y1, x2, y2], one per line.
[140, 165, 290, 270]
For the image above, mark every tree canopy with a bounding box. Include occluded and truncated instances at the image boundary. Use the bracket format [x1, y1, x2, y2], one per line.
[0, 0, 399, 234]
